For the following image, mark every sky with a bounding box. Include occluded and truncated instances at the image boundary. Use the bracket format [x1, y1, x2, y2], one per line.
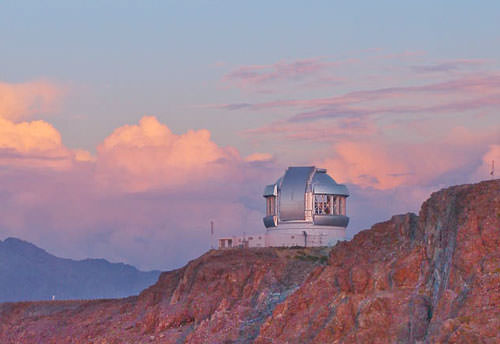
[0, 1, 499, 270]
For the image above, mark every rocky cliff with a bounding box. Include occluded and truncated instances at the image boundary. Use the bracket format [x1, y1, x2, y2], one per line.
[0, 247, 324, 343]
[0, 180, 498, 343]
[255, 179, 499, 343]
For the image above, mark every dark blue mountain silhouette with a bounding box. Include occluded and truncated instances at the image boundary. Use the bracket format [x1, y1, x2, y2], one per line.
[0, 237, 160, 302]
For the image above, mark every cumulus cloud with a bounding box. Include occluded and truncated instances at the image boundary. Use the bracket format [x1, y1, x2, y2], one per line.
[312, 125, 499, 241]
[0, 104, 274, 269]
[473, 144, 500, 179]
[95, 116, 242, 192]
[1, 66, 497, 270]
[0, 80, 86, 170]
[0, 80, 62, 121]
[0, 117, 75, 170]
[245, 152, 273, 163]
[319, 127, 497, 190]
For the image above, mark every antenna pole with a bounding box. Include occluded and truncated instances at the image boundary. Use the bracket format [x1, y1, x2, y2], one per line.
[210, 220, 214, 249]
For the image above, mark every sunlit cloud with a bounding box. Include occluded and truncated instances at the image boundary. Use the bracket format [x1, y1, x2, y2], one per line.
[0, 104, 276, 269]
[245, 152, 274, 163]
[318, 127, 498, 190]
[1, 48, 498, 271]
[0, 80, 63, 121]
[95, 116, 243, 192]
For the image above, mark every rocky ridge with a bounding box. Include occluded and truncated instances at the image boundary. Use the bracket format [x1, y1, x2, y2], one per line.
[0, 246, 324, 343]
[0, 179, 498, 343]
[255, 179, 500, 343]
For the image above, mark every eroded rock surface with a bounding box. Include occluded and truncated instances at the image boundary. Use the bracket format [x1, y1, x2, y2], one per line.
[0, 180, 498, 343]
[0, 247, 323, 343]
[255, 179, 499, 344]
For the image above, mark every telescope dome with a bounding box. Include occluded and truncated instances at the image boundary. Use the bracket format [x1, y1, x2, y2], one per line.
[262, 166, 349, 247]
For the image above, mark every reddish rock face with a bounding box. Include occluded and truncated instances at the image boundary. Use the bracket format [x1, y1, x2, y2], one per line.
[255, 179, 499, 344]
[0, 179, 498, 343]
[0, 247, 322, 343]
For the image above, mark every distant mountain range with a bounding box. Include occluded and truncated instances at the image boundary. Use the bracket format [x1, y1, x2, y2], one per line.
[0, 237, 161, 302]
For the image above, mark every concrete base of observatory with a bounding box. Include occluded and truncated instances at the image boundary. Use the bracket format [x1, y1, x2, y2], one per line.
[265, 223, 345, 247]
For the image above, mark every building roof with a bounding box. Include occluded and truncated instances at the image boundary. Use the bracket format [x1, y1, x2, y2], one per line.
[279, 166, 315, 221]
[262, 166, 349, 221]
[312, 170, 349, 196]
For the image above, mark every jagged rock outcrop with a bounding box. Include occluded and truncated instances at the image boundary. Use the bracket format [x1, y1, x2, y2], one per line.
[0, 180, 498, 343]
[255, 179, 499, 343]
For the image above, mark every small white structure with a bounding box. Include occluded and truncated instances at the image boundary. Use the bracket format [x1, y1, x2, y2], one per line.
[218, 166, 349, 249]
[218, 235, 266, 249]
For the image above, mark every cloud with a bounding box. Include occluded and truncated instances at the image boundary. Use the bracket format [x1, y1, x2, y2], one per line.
[215, 74, 500, 121]
[316, 127, 499, 239]
[0, 80, 63, 121]
[473, 144, 500, 179]
[245, 152, 274, 163]
[223, 58, 331, 88]
[0, 80, 90, 171]
[221, 51, 427, 92]
[245, 117, 377, 144]
[95, 116, 242, 192]
[318, 127, 497, 190]
[0, 117, 82, 170]
[0, 113, 276, 270]
[1, 60, 497, 271]
[410, 59, 488, 73]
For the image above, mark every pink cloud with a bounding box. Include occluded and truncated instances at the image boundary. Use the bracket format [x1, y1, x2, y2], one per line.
[318, 127, 498, 190]
[221, 51, 427, 91]
[473, 144, 500, 179]
[94, 116, 243, 192]
[0, 80, 79, 169]
[221, 58, 356, 90]
[410, 59, 489, 73]
[0, 114, 276, 269]
[217, 73, 500, 116]
[0, 117, 90, 170]
[0, 80, 63, 121]
[223, 58, 327, 87]
[244, 117, 377, 143]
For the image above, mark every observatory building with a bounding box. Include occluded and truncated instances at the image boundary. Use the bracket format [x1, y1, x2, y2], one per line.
[262, 166, 349, 247]
[217, 166, 349, 249]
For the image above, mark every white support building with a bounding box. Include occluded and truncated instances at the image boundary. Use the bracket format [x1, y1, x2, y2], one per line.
[218, 235, 266, 249]
[218, 166, 349, 249]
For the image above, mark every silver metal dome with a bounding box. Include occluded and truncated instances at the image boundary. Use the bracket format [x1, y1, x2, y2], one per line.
[312, 170, 349, 196]
[263, 166, 349, 228]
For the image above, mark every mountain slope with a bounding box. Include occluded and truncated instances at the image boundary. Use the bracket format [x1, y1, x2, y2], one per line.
[0, 238, 160, 302]
[255, 179, 499, 343]
[0, 179, 498, 343]
[0, 247, 324, 343]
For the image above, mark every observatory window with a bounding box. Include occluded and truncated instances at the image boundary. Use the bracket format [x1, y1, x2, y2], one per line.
[331, 196, 346, 215]
[315, 194, 333, 215]
[339, 196, 346, 215]
[266, 196, 276, 216]
[315, 195, 345, 215]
